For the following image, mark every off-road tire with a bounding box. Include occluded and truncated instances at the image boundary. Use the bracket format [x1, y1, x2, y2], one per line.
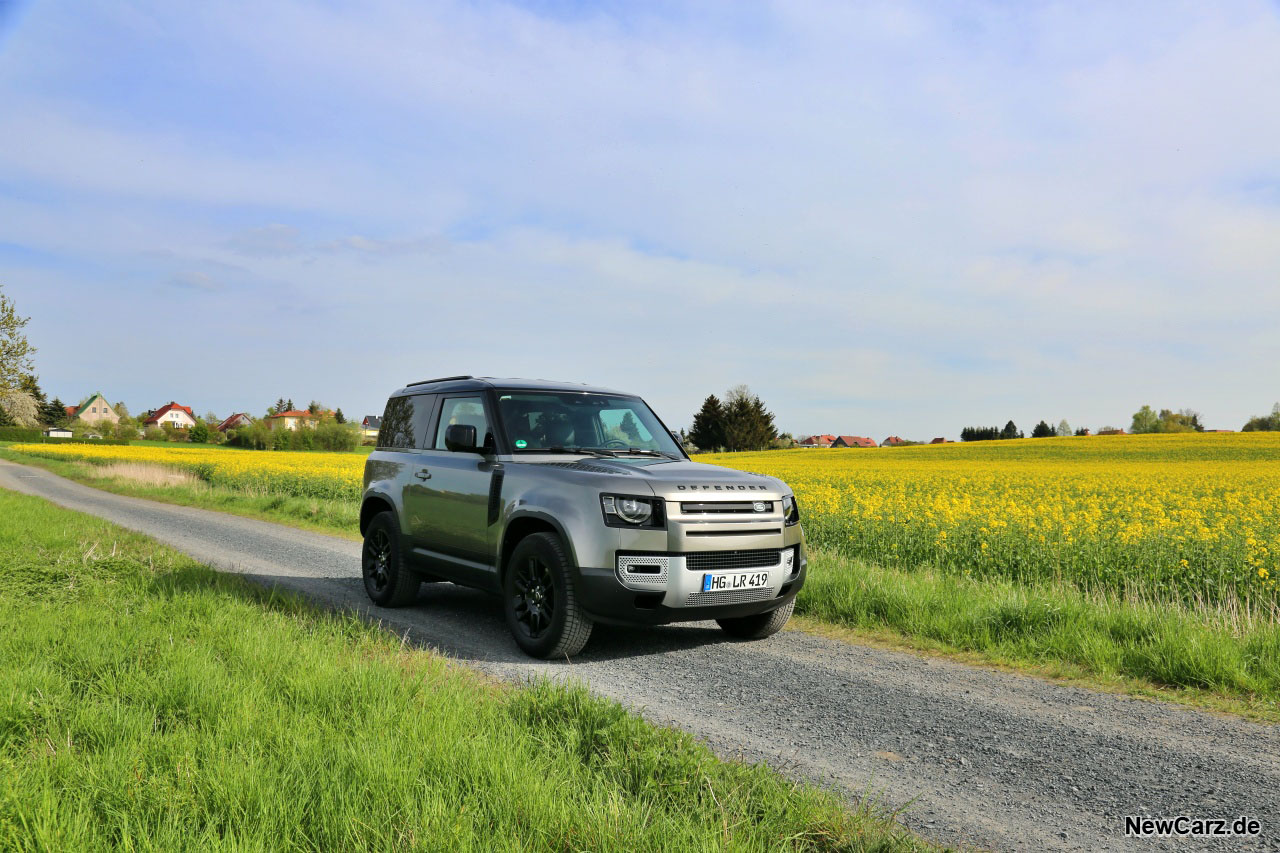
[716, 598, 794, 640]
[503, 532, 593, 659]
[362, 511, 420, 607]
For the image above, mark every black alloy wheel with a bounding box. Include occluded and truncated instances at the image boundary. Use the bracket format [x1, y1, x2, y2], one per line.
[361, 511, 420, 607]
[503, 532, 592, 658]
[511, 554, 556, 640]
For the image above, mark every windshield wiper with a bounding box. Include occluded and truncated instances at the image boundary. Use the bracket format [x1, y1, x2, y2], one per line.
[533, 445, 618, 458]
[611, 448, 682, 460]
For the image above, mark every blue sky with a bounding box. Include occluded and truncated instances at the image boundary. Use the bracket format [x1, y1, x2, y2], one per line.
[1, 0, 1278, 437]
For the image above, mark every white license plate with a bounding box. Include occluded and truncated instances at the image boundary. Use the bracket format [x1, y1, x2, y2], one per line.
[702, 571, 771, 592]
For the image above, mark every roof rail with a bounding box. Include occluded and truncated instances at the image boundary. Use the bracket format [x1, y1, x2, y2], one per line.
[406, 374, 474, 387]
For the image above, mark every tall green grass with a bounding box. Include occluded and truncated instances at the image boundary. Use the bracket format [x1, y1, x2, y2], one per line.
[798, 549, 1280, 713]
[0, 490, 926, 851]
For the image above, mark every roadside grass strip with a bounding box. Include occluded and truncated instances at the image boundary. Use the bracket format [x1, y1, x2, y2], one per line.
[0, 490, 928, 852]
[798, 550, 1280, 720]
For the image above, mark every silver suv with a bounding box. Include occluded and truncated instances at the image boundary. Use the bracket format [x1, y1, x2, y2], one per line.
[360, 376, 806, 658]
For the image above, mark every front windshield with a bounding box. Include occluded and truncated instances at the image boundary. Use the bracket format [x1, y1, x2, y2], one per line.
[496, 391, 683, 457]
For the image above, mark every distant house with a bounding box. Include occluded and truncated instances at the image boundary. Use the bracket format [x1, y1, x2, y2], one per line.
[881, 436, 907, 447]
[831, 435, 877, 448]
[1097, 428, 1126, 436]
[361, 415, 382, 440]
[1204, 429, 1235, 433]
[930, 437, 947, 444]
[1077, 428, 1092, 436]
[798, 434, 836, 448]
[268, 409, 333, 431]
[69, 393, 120, 426]
[144, 402, 197, 430]
[215, 413, 253, 433]
[44, 426, 73, 439]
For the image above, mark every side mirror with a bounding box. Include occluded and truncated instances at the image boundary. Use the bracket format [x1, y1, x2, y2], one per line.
[670, 430, 684, 447]
[444, 423, 479, 453]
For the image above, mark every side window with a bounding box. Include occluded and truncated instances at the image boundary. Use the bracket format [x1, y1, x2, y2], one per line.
[435, 397, 492, 450]
[377, 394, 436, 449]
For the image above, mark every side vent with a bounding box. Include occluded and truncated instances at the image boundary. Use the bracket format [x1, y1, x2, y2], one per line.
[487, 466, 505, 525]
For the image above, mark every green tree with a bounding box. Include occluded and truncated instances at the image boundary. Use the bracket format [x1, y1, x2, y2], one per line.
[722, 385, 777, 452]
[1056, 419, 1071, 437]
[688, 394, 726, 452]
[44, 397, 69, 427]
[334, 408, 346, 424]
[1031, 420, 1054, 438]
[0, 285, 35, 396]
[189, 423, 210, 443]
[1242, 403, 1280, 432]
[620, 411, 642, 444]
[1000, 420, 1021, 440]
[1130, 405, 1160, 434]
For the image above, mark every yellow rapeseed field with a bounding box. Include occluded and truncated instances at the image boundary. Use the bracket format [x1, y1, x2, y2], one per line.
[12, 443, 365, 501]
[702, 433, 1280, 604]
[15, 432, 1280, 604]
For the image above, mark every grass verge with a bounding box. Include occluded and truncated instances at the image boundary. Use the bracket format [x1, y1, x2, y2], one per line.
[798, 549, 1280, 723]
[0, 488, 927, 851]
[0, 448, 361, 539]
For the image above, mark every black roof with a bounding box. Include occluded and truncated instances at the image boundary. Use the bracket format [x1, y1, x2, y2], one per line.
[389, 376, 632, 398]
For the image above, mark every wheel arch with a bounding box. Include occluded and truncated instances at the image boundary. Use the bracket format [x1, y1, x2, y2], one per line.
[499, 512, 578, 583]
[360, 492, 397, 536]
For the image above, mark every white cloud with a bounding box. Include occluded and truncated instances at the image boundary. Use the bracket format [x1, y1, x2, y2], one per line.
[0, 0, 1277, 436]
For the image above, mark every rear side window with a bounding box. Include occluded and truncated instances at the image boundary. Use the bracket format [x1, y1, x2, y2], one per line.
[377, 394, 436, 449]
[435, 397, 493, 450]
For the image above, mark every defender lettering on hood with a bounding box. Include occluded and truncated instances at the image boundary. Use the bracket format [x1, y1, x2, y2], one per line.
[676, 484, 768, 491]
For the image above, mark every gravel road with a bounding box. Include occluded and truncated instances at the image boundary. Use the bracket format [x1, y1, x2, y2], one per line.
[3, 458, 1277, 852]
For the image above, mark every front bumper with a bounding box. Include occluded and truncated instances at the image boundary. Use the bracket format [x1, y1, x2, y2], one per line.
[575, 550, 807, 626]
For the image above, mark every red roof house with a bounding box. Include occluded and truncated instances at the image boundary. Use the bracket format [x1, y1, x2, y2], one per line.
[215, 413, 253, 433]
[930, 437, 947, 444]
[144, 402, 197, 428]
[831, 435, 877, 448]
[881, 436, 908, 447]
[798, 434, 836, 447]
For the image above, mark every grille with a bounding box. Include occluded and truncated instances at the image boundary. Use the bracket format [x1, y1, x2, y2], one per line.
[685, 587, 775, 606]
[685, 549, 781, 572]
[681, 501, 773, 514]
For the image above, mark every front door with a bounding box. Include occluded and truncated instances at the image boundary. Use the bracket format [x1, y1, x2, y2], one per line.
[412, 395, 500, 580]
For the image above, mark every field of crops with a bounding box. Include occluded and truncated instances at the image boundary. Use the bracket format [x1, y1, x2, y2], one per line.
[702, 434, 1280, 607]
[13, 433, 1280, 607]
[11, 443, 365, 501]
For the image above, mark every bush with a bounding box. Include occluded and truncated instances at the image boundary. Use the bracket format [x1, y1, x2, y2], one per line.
[189, 423, 210, 444]
[115, 423, 140, 441]
[272, 428, 291, 451]
[144, 427, 165, 442]
[315, 422, 359, 452]
[0, 427, 41, 441]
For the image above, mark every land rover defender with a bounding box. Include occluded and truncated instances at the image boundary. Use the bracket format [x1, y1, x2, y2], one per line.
[360, 376, 806, 658]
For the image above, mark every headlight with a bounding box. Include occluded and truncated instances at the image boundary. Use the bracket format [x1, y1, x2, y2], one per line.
[601, 494, 665, 528]
[782, 494, 800, 527]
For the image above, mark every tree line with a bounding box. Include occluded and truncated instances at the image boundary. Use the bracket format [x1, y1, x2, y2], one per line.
[687, 385, 778, 452]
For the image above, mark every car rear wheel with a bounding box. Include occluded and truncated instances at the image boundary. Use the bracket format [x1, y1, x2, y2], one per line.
[716, 599, 794, 639]
[362, 512, 420, 607]
[503, 532, 592, 659]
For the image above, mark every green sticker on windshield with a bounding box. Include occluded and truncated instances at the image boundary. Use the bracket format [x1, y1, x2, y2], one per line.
[515, 439, 527, 448]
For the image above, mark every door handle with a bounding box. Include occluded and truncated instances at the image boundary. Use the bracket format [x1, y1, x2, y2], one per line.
[415, 468, 431, 480]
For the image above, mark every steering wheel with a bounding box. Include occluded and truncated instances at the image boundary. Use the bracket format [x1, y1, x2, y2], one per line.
[603, 439, 630, 449]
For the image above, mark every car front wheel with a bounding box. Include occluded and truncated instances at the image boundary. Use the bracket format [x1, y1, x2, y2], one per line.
[503, 532, 593, 659]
